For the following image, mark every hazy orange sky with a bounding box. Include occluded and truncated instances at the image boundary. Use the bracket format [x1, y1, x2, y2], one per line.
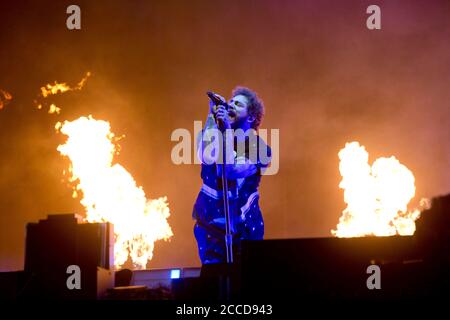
[0, 0, 449, 271]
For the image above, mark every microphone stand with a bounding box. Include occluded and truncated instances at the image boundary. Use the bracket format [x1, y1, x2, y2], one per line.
[219, 116, 233, 264]
[219, 126, 233, 265]
[216, 107, 233, 301]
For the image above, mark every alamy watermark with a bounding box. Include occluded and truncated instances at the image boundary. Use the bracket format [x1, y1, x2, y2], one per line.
[66, 264, 81, 290]
[366, 5, 381, 30]
[66, 5, 81, 30]
[170, 121, 279, 175]
[366, 264, 381, 290]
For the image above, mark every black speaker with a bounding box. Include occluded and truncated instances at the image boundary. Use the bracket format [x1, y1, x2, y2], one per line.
[23, 214, 114, 299]
[240, 236, 448, 300]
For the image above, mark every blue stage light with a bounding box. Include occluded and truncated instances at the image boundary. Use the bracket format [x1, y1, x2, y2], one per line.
[170, 269, 181, 279]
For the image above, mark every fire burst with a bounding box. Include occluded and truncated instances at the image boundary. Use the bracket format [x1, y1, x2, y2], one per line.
[41, 72, 91, 97]
[332, 141, 427, 238]
[0, 89, 12, 110]
[36, 72, 91, 113]
[56, 115, 173, 269]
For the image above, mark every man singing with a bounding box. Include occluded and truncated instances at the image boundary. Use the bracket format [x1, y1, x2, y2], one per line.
[193, 86, 271, 264]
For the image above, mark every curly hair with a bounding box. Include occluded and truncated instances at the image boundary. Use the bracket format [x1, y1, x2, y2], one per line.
[231, 86, 265, 129]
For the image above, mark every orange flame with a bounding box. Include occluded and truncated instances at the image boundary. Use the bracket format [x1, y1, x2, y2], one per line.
[40, 72, 91, 97]
[0, 89, 12, 110]
[48, 104, 61, 114]
[40, 82, 71, 97]
[332, 141, 428, 238]
[36, 72, 91, 113]
[56, 116, 173, 269]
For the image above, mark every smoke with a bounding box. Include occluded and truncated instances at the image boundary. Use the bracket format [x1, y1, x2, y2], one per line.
[0, 0, 449, 271]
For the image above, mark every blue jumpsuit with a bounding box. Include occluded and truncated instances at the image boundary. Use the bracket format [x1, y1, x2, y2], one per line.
[192, 135, 271, 264]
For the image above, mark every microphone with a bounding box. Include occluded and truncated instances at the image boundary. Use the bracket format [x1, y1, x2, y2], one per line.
[207, 91, 230, 109]
[206, 91, 232, 130]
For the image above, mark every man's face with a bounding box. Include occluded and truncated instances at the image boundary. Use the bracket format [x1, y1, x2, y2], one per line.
[228, 94, 251, 128]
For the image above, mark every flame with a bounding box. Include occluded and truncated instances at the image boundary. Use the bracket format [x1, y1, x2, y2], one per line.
[56, 115, 173, 269]
[332, 141, 427, 238]
[40, 72, 91, 97]
[41, 82, 71, 97]
[75, 71, 91, 89]
[48, 104, 61, 114]
[0, 89, 12, 110]
[36, 72, 91, 113]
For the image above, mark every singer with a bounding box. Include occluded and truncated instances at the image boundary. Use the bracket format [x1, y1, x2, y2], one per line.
[192, 86, 271, 264]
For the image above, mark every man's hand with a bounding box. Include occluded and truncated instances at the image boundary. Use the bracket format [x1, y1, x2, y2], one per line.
[209, 93, 226, 114]
[214, 105, 231, 129]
